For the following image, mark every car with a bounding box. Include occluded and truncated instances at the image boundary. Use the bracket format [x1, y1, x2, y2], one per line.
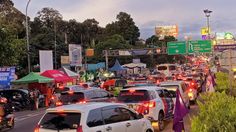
[159, 81, 190, 109]
[50, 85, 86, 106]
[0, 89, 34, 111]
[56, 88, 116, 106]
[35, 102, 154, 132]
[117, 86, 175, 131]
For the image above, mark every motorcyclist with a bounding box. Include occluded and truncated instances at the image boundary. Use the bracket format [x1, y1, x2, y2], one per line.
[0, 97, 14, 129]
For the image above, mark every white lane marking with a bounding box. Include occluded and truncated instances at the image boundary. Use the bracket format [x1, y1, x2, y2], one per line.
[15, 113, 43, 122]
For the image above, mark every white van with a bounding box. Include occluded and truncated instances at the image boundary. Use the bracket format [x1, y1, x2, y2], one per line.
[156, 64, 178, 76]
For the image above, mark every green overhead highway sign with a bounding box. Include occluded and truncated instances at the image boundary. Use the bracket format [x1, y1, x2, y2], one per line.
[167, 40, 212, 55]
[188, 40, 212, 53]
[167, 41, 186, 55]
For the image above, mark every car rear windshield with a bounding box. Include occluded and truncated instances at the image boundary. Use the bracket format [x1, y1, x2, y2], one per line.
[118, 90, 150, 103]
[158, 66, 167, 70]
[160, 85, 179, 91]
[60, 92, 85, 104]
[39, 112, 81, 130]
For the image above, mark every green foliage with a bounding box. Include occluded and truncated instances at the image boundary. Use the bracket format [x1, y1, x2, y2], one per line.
[105, 12, 140, 45]
[191, 92, 236, 132]
[215, 72, 236, 95]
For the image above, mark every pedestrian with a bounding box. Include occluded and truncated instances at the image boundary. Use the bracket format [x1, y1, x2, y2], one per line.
[33, 89, 40, 110]
[206, 70, 215, 93]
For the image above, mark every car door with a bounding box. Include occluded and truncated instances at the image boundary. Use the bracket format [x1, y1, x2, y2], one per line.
[101, 107, 126, 132]
[119, 107, 144, 132]
[86, 108, 105, 132]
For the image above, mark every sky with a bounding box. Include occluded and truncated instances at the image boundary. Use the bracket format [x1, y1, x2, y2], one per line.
[12, 0, 236, 40]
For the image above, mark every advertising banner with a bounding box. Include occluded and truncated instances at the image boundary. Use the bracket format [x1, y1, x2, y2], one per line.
[39, 50, 53, 73]
[155, 25, 178, 38]
[201, 27, 210, 35]
[69, 44, 82, 66]
[86, 49, 94, 57]
[0, 67, 15, 89]
[61, 56, 70, 65]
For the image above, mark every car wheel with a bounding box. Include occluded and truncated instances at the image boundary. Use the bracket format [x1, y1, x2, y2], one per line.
[158, 112, 165, 131]
[146, 129, 153, 132]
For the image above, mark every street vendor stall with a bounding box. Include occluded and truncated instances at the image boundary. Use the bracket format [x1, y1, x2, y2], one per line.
[11, 72, 54, 107]
[41, 70, 73, 87]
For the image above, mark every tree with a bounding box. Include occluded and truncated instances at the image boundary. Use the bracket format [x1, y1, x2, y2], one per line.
[0, 27, 26, 66]
[93, 34, 132, 62]
[105, 12, 140, 45]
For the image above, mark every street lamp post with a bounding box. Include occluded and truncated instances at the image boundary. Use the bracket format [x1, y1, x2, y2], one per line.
[26, 0, 31, 73]
[203, 9, 213, 40]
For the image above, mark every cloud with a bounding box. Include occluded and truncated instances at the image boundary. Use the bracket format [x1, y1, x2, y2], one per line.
[12, 0, 236, 39]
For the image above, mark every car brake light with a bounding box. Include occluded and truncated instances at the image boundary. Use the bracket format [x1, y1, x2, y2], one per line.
[77, 125, 83, 132]
[56, 101, 63, 106]
[68, 90, 74, 95]
[78, 100, 86, 104]
[129, 89, 135, 93]
[191, 82, 195, 86]
[34, 125, 40, 132]
[143, 101, 156, 108]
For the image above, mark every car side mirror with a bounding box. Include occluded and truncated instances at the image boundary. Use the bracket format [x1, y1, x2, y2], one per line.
[137, 113, 144, 119]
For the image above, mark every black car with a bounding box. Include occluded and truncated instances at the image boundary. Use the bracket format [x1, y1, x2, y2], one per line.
[57, 88, 116, 106]
[0, 89, 33, 111]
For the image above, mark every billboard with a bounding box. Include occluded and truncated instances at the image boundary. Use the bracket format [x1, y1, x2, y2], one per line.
[155, 25, 178, 38]
[69, 44, 82, 66]
[0, 67, 15, 89]
[86, 49, 94, 57]
[39, 50, 53, 73]
[201, 27, 211, 35]
[216, 32, 234, 40]
[61, 56, 69, 65]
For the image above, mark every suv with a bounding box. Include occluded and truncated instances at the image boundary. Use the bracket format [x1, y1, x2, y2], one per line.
[56, 88, 115, 106]
[159, 81, 190, 109]
[117, 86, 174, 131]
[35, 103, 154, 132]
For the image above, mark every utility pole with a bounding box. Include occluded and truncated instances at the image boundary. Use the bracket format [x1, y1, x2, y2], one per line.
[26, 0, 31, 73]
[105, 50, 108, 71]
[54, 20, 57, 69]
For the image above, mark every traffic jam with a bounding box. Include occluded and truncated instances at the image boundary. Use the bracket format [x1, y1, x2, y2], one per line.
[28, 56, 209, 132]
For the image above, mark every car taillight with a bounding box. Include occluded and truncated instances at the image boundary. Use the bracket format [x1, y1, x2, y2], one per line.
[144, 101, 156, 108]
[56, 101, 63, 106]
[77, 125, 83, 132]
[191, 82, 195, 86]
[78, 100, 86, 104]
[34, 125, 40, 132]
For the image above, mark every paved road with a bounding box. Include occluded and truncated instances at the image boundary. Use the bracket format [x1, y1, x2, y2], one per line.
[3, 104, 198, 132]
[5, 108, 46, 132]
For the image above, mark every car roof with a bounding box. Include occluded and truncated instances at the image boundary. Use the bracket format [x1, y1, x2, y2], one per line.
[122, 86, 165, 91]
[46, 102, 126, 113]
[61, 87, 105, 94]
[159, 81, 183, 85]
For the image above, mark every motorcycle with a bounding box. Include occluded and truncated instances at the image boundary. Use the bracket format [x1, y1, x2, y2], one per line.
[0, 114, 14, 130]
[0, 103, 15, 130]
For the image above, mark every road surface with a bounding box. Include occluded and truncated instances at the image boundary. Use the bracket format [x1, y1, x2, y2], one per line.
[3, 104, 198, 132]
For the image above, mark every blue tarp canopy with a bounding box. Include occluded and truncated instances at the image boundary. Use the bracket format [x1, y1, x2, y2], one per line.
[87, 62, 105, 71]
[109, 59, 126, 71]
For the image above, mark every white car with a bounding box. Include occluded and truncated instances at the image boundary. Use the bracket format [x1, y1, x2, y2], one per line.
[35, 102, 154, 132]
[117, 86, 175, 131]
[159, 81, 190, 109]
